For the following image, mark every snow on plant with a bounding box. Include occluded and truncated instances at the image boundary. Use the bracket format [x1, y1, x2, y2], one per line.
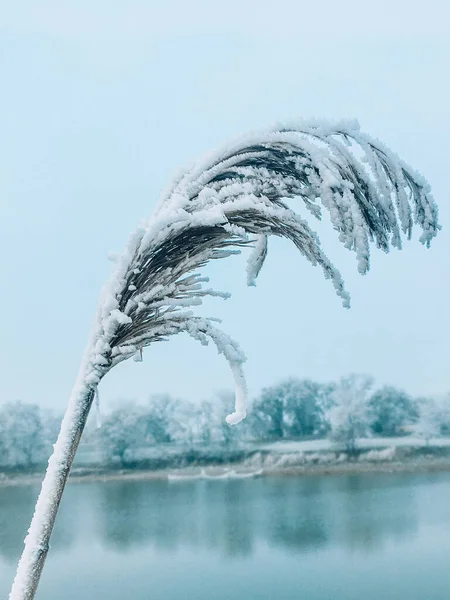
[9, 120, 440, 600]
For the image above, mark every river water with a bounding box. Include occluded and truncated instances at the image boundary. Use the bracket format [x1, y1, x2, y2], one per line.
[1, 471, 450, 599]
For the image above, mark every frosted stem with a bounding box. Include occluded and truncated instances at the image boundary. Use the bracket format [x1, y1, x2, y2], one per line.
[9, 367, 97, 600]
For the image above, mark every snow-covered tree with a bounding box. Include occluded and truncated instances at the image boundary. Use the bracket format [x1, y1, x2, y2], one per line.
[0, 403, 46, 469]
[99, 405, 147, 465]
[326, 375, 374, 453]
[196, 400, 216, 446]
[142, 394, 181, 444]
[414, 397, 445, 445]
[369, 386, 418, 436]
[0, 419, 8, 466]
[250, 378, 334, 440]
[10, 120, 440, 600]
[284, 379, 334, 437]
[433, 395, 450, 435]
[251, 385, 285, 440]
[164, 398, 199, 448]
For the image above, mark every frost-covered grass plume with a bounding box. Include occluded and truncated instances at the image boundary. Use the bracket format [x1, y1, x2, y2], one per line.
[9, 119, 440, 600]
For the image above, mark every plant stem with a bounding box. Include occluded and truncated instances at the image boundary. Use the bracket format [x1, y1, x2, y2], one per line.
[9, 371, 96, 600]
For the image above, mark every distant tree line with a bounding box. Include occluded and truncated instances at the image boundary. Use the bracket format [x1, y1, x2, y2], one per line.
[1, 375, 450, 471]
[250, 375, 450, 453]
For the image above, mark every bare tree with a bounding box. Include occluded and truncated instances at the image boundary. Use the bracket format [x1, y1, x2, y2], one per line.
[9, 120, 439, 599]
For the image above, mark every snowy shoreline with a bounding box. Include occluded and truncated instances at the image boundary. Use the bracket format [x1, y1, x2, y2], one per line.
[3, 453, 450, 487]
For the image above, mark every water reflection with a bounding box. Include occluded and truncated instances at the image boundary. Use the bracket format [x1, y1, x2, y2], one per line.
[0, 482, 95, 563]
[99, 480, 203, 551]
[330, 474, 418, 553]
[97, 479, 257, 557]
[263, 478, 329, 553]
[0, 472, 428, 565]
[0, 486, 37, 562]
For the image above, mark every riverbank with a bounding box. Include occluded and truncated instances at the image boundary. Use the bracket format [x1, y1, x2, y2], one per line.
[3, 444, 450, 486]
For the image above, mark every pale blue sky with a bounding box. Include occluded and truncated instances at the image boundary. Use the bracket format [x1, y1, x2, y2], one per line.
[0, 1, 449, 410]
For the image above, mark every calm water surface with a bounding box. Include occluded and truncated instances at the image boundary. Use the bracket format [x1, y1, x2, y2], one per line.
[1, 471, 450, 599]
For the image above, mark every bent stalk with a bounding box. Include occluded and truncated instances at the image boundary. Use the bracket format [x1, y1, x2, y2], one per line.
[9, 120, 440, 599]
[9, 369, 96, 600]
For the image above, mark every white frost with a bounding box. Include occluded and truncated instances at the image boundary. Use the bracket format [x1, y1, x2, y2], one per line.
[9, 119, 440, 600]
